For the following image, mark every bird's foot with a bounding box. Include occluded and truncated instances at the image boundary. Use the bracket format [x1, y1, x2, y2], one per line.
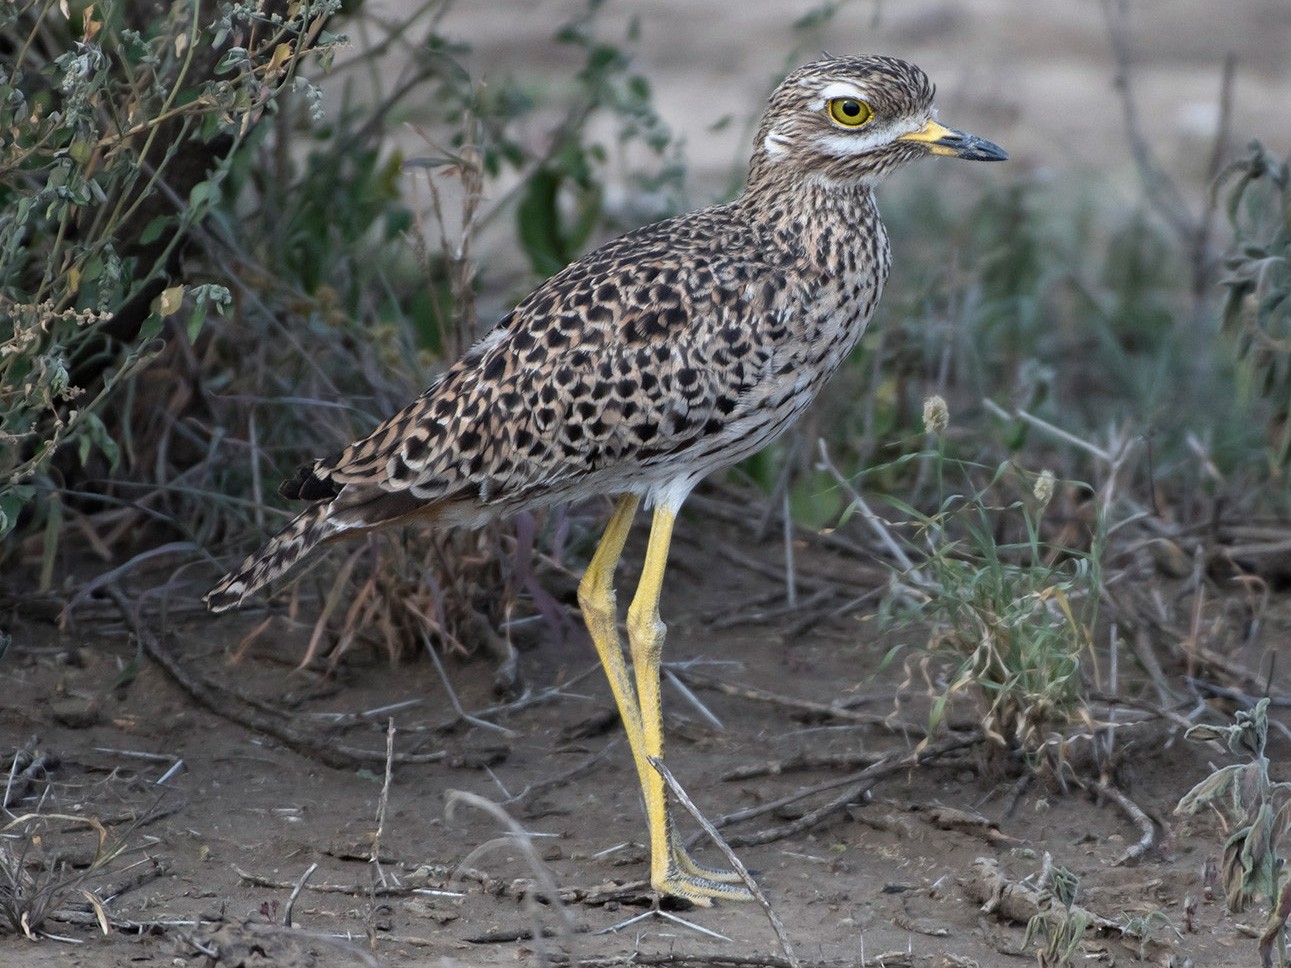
[657, 866, 755, 906]
[670, 842, 746, 884]
[657, 842, 754, 906]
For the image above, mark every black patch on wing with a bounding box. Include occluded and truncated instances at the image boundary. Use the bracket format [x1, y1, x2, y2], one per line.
[279, 463, 342, 502]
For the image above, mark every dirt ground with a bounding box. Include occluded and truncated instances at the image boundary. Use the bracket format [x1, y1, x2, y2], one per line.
[5, 1, 1291, 966]
[5, 514, 1291, 967]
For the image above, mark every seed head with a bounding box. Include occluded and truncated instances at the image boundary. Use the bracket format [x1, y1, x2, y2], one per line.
[922, 395, 949, 436]
[1033, 469, 1056, 507]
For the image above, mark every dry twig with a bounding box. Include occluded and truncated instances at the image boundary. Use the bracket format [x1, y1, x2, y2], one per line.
[105, 586, 448, 770]
[651, 757, 800, 968]
[1094, 781, 1156, 866]
[695, 731, 981, 847]
[672, 667, 921, 733]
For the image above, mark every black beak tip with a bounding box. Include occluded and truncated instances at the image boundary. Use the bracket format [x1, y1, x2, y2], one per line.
[961, 136, 1008, 162]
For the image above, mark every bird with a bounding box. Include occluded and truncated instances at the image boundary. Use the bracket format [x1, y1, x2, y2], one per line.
[206, 54, 1005, 905]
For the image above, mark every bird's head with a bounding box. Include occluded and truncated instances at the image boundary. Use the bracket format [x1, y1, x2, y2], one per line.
[752, 55, 1006, 187]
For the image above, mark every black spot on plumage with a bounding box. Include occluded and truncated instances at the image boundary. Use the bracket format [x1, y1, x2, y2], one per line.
[483, 353, 507, 381]
[389, 458, 415, 484]
[279, 465, 340, 502]
[666, 412, 693, 435]
[404, 435, 429, 463]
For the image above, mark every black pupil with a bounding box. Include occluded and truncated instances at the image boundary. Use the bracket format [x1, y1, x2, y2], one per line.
[842, 101, 860, 117]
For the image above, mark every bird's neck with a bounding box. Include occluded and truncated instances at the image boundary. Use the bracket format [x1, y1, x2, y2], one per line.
[734, 167, 887, 280]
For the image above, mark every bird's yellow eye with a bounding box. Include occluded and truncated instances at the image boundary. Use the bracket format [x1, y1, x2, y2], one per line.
[827, 97, 873, 127]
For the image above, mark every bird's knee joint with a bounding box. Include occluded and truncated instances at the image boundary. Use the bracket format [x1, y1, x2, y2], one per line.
[627, 611, 666, 648]
[578, 575, 613, 612]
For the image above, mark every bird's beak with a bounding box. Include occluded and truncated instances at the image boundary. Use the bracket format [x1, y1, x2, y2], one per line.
[898, 119, 1007, 161]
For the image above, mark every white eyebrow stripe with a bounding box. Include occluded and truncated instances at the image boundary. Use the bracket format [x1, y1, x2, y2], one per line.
[763, 132, 791, 157]
[819, 81, 868, 101]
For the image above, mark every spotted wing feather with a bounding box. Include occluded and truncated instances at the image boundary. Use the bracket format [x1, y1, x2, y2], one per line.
[204, 503, 339, 612]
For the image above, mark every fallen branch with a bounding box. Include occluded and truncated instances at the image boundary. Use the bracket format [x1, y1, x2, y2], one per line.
[962, 857, 1174, 960]
[1094, 780, 1156, 865]
[652, 757, 800, 968]
[672, 667, 924, 733]
[694, 731, 980, 846]
[106, 586, 449, 770]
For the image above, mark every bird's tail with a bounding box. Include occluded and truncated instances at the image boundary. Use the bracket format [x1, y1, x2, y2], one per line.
[205, 503, 339, 612]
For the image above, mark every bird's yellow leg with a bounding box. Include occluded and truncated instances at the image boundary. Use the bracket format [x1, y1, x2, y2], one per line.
[578, 495, 646, 752]
[626, 503, 752, 904]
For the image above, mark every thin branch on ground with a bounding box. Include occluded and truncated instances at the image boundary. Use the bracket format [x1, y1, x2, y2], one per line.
[692, 731, 981, 846]
[419, 630, 517, 737]
[575, 954, 845, 968]
[503, 739, 619, 807]
[105, 586, 448, 770]
[1094, 781, 1156, 866]
[283, 863, 318, 929]
[444, 790, 578, 958]
[721, 750, 886, 782]
[232, 865, 459, 898]
[651, 757, 800, 968]
[370, 718, 396, 894]
[670, 666, 925, 734]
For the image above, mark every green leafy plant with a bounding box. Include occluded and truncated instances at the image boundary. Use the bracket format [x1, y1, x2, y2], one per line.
[1176, 698, 1291, 967]
[513, 4, 685, 277]
[1218, 142, 1291, 478]
[872, 403, 1099, 758]
[0, 0, 344, 541]
[1023, 863, 1088, 967]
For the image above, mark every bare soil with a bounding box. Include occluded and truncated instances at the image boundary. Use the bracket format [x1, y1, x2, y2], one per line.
[4, 515, 1291, 967]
